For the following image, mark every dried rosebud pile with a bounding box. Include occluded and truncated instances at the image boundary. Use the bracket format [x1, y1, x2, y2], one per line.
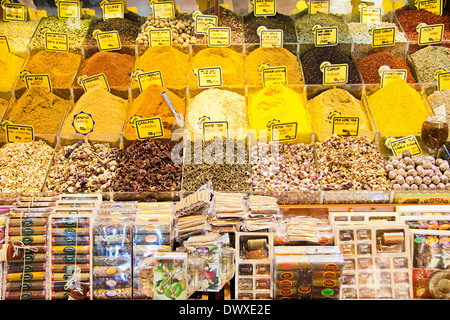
[113, 138, 182, 192]
[46, 140, 119, 193]
[316, 135, 390, 191]
[385, 151, 450, 191]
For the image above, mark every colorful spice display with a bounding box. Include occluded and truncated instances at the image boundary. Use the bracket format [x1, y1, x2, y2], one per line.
[316, 135, 390, 191]
[196, 6, 245, 44]
[132, 46, 190, 90]
[301, 46, 361, 84]
[366, 79, 430, 132]
[357, 52, 416, 84]
[123, 85, 186, 139]
[0, 140, 54, 192]
[186, 88, 247, 139]
[247, 85, 311, 139]
[0, 51, 24, 92]
[76, 51, 135, 87]
[85, 11, 143, 45]
[411, 46, 450, 83]
[347, 22, 408, 43]
[60, 88, 128, 136]
[245, 47, 304, 85]
[4, 87, 69, 134]
[188, 47, 245, 87]
[243, 12, 297, 44]
[113, 138, 182, 192]
[46, 140, 119, 193]
[16, 50, 82, 89]
[293, 12, 352, 43]
[307, 88, 372, 140]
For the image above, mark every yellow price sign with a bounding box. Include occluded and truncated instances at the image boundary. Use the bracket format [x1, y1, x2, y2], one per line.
[203, 121, 229, 141]
[2, 2, 27, 22]
[135, 117, 164, 140]
[418, 23, 444, 45]
[0, 35, 10, 52]
[437, 71, 450, 91]
[417, 0, 443, 16]
[309, 0, 330, 14]
[380, 68, 407, 88]
[57, 1, 81, 19]
[360, 7, 382, 24]
[6, 124, 34, 143]
[371, 27, 395, 47]
[271, 122, 298, 142]
[79, 74, 110, 92]
[314, 26, 338, 47]
[24, 74, 52, 92]
[332, 117, 360, 136]
[259, 29, 283, 48]
[388, 135, 422, 157]
[137, 70, 164, 92]
[95, 30, 122, 51]
[45, 32, 69, 52]
[72, 111, 95, 135]
[195, 67, 223, 88]
[102, 1, 124, 20]
[207, 27, 231, 47]
[262, 66, 287, 86]
[194, 14, 218, 35]
[148, 28, 172, 47]
[152, 1, 175, 19]
[253, 0, 276, 16]
[322, 63, 348, 85]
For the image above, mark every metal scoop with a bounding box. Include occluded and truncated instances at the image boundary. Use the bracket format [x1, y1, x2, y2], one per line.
[161, 91, 184, 133]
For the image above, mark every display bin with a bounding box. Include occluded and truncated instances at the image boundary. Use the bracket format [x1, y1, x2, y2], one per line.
[0, 18, 40, 59]
[243, 11, 297, 44]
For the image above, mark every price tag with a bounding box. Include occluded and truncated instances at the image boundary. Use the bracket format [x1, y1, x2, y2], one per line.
[203, 121, 229, 141]
[271, 122, 298, 142]
[259, 29, 283, 48]
[135, 117, 164, 140]
[195, 67, 222, 88]
[371, 27, 395, 47]
[314, 26, 338, 47]
[24, 74, 52, 92]
[0, 35, 10, 52]
[437, 71, 450, 91]
[207, 27, 231, 47]
[322, 63, 348, 85]
[388, 135, 422, 157]
[332, 117, 360, 136]
[152, 1, 175, 19]
[309, 0, 330, 14]
[79, 74, 110, 92]
[45, 32, 69, 52]
[148, 28, 172, 47]
[194, 14, 218, 35]
[2, 2, 27, 22]
[57, 1, 81, 19]
[380, 68, 407, 88]
[95, 30, 122, 51]
[253, 0, 276, 17]
[29, 9, 48, 19]
[360, 7, 382, 24]
[6, 124, 34, 143]
[418, 23, 444, 45]
[136, 70, 164, 92]
[72, 111, 95, 135]
[262, 66, 287, 86]
[417, 0, 442, 16]
[102, 1, 124, 20]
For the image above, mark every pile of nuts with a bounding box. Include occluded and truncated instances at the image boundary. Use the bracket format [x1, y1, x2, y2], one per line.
[46, 140, 119, 193]
[385, 150, 450, 190]
[316, 135, 390, 191]
[136, 13, 198, 47]
[0, 140, 54, 193]
[248, 142, 322, 192]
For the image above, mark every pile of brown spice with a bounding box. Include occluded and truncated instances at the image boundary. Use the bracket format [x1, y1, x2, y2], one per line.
[357, 52, 416, 84]
[76, 51, 135, 87]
